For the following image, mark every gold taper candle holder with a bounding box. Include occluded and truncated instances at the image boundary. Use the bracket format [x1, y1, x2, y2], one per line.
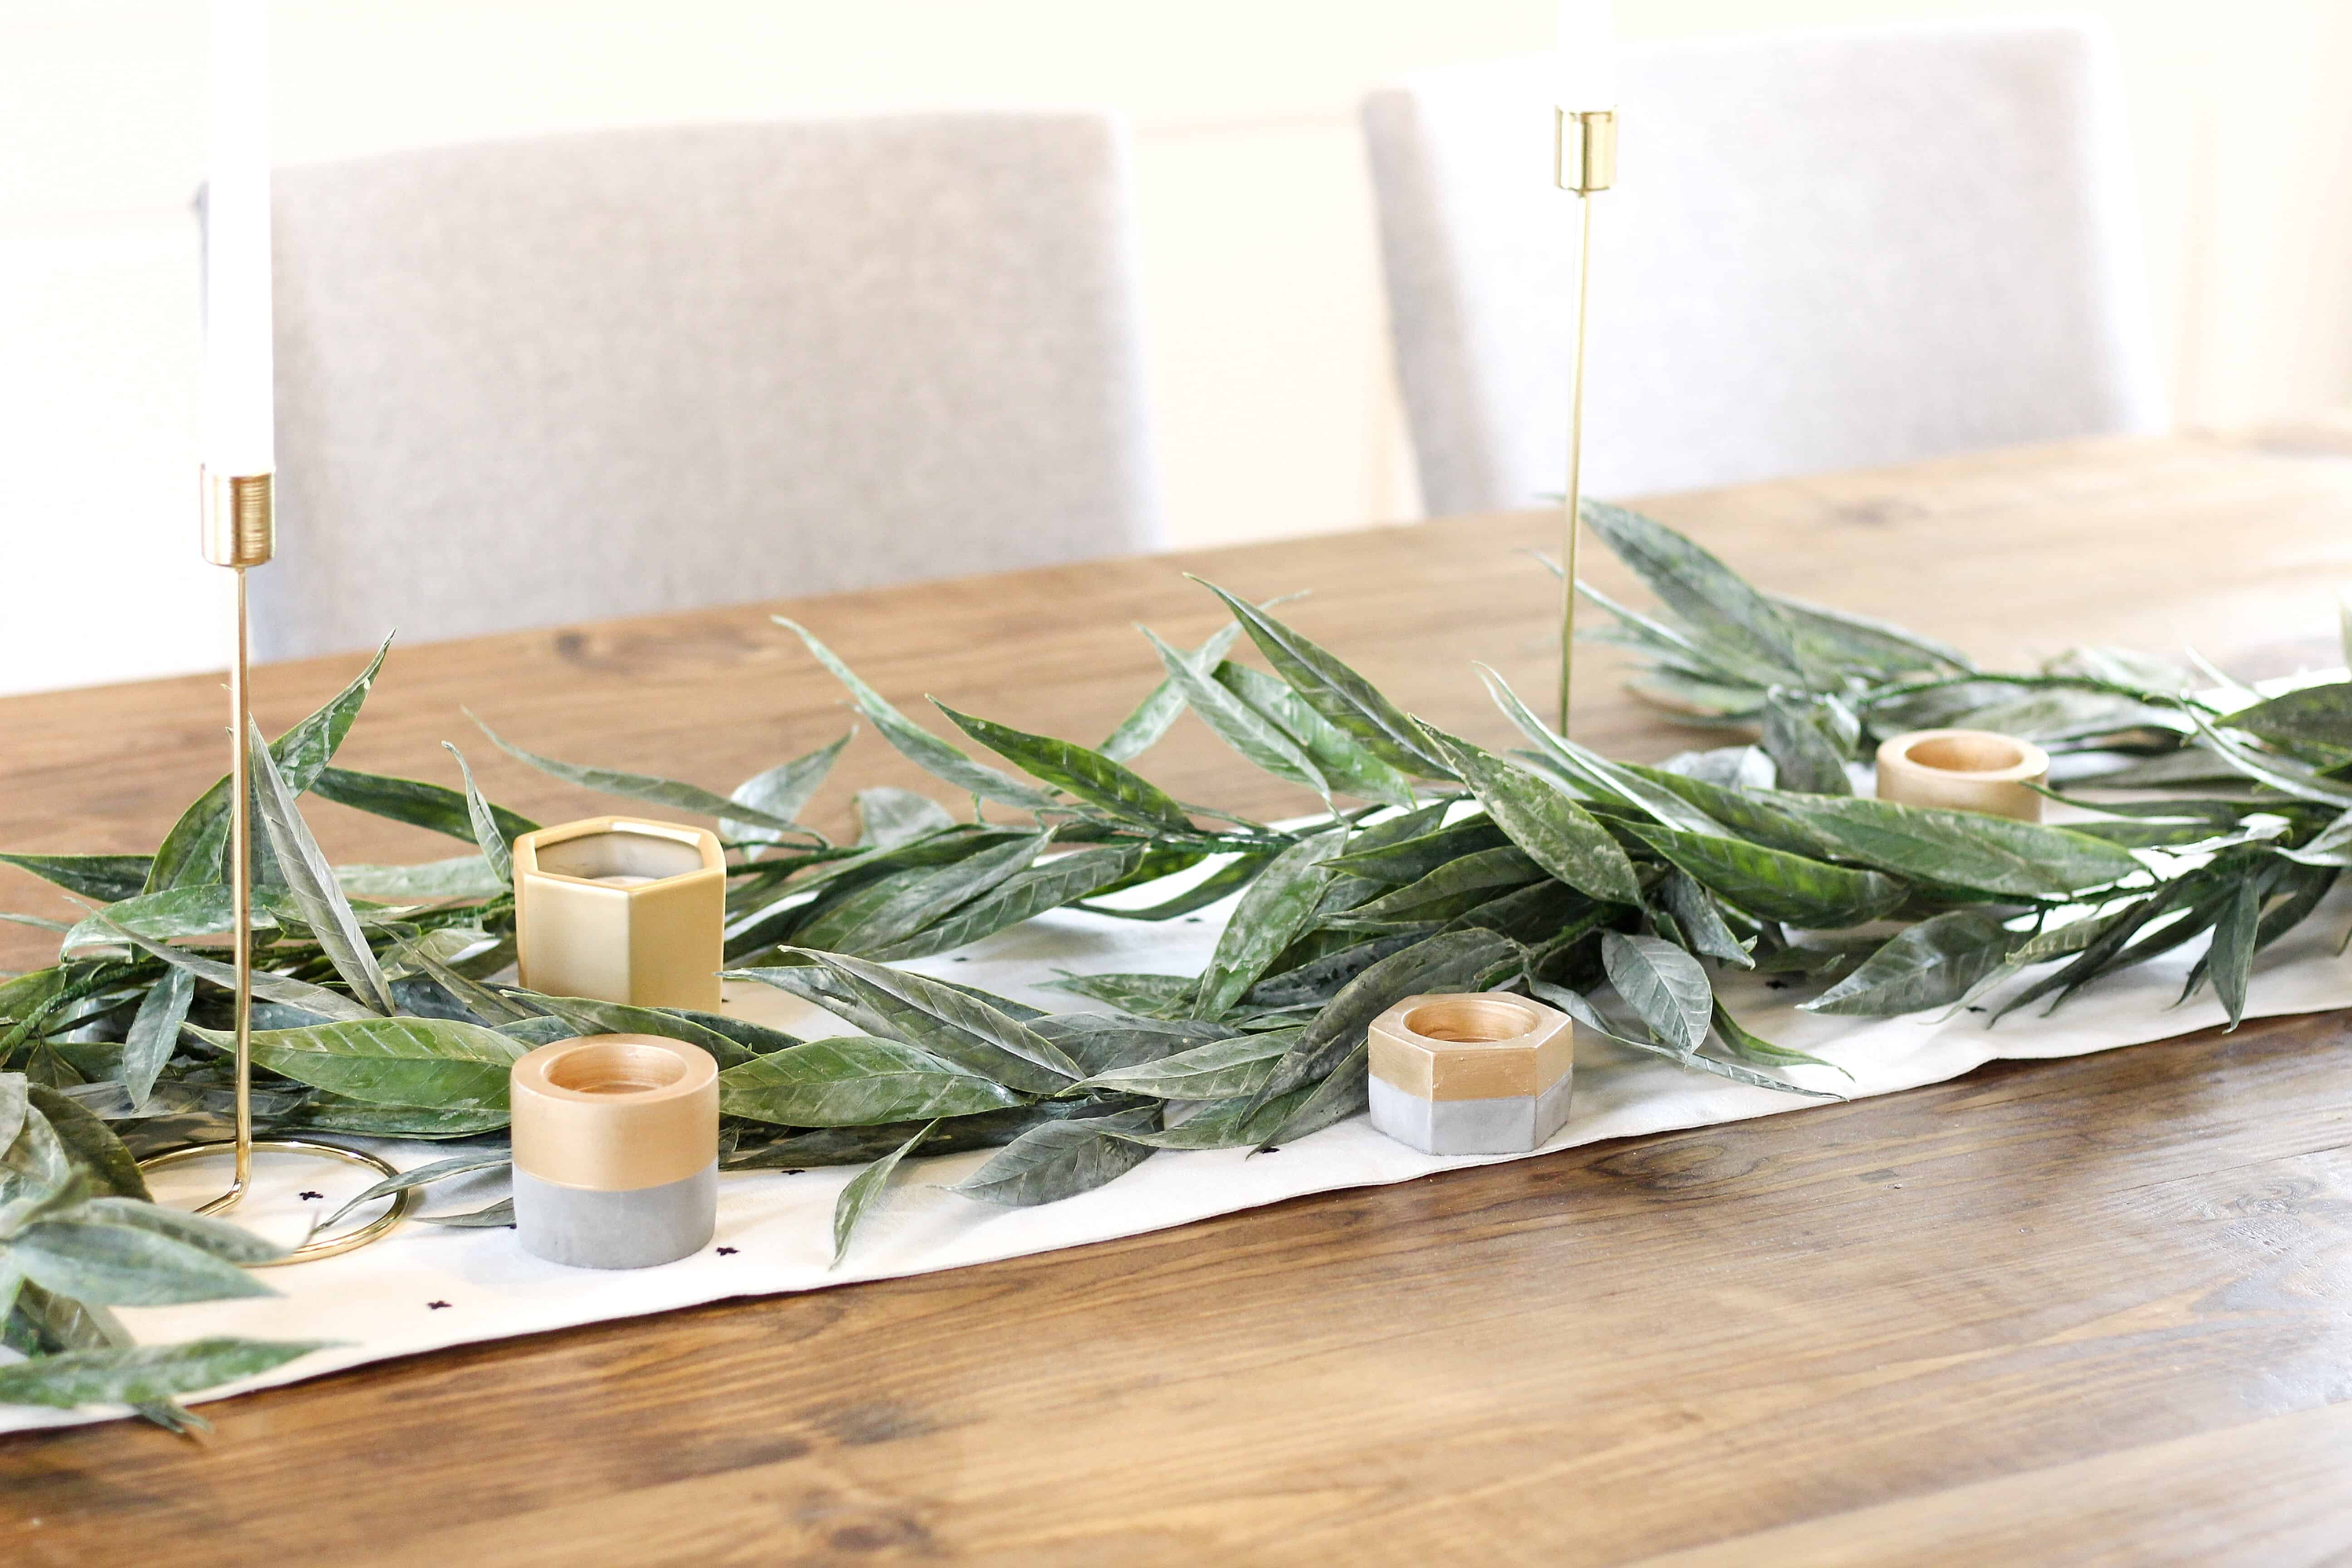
[137, 466, 412, 1265]
[1554, 108, 1616, 735]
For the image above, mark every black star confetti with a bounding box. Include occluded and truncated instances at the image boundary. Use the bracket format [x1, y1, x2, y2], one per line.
[716, 1246, 738, 1256]
[298, 1191, 324, 1201]
[426, 1301, 451, 1311]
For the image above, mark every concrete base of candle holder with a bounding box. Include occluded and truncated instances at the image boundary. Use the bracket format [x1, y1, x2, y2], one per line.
[512, 1163, 717, 1270]
[1366, 992, 1574, 1156]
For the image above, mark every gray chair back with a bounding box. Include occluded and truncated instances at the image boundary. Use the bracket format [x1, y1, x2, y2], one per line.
[1363, 23, 2165, 516]
[259, 113, 1159, 659]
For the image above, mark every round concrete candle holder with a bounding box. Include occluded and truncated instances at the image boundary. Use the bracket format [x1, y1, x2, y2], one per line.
[513, 816, 725, 1009]
[1367, 992, 1574, 1156]
[510, 1033, 719, 1269]
[1873, 728, 2050, 823]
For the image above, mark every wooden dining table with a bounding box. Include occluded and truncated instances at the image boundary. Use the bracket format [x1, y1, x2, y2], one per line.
[6, 425, 2352, 1564]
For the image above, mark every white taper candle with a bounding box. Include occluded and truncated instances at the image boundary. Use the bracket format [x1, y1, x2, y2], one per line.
[1556, 0, 1619, 112]
[203, 0, 273, 477]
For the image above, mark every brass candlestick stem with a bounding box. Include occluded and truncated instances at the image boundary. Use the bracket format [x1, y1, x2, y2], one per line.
[1554, 108, 1615, 736]
[137, 469, 413, 1265]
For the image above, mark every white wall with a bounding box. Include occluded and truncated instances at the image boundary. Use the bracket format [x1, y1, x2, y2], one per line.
[5, 1, 2350, 695]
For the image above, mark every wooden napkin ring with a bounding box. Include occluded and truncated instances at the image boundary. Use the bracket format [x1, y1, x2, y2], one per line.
[510, 1034, 719, 1269]
[1367, 992, 1573, 1155]
[1873, 729, 2049, 823]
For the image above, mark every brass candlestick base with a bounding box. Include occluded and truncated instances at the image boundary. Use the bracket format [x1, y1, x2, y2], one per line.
[1554, 108, 1616, 736]
[136, 466, 412, 1264]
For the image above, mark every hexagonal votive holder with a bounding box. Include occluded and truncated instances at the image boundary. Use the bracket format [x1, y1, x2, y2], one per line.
[513, 816, 725, 1010]
[510, 1033, 719, 1269]
[1367, 992, 1575, 1156]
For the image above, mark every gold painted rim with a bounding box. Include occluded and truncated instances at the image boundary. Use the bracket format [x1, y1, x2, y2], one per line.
[138, 1137, 419, 1266]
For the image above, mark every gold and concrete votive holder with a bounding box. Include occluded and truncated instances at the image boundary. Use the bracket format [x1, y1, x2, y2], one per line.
[510, 1034, 719, 1269]
[514, 816, 725, 1009]
[1873, 729, 2050, 823]
[1367, 993, 1574, 1156]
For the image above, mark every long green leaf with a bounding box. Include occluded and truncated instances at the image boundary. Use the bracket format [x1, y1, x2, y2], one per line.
[1803, 909, 2019, 1017]
[724, 731, 853, 844]
[473, 715, 813, 833]
[1622, 822, 1907, 929]
[2208, 876, 2260, 1031]
[96, 923, 375, 1022]
[719, 1038, 1021, 1126]
[309, 764, 539, 846]
[952, 1108, 1156, 1206]
[147, 635, 393, 892]
[1191, 580, 1452, 777]
[335, 857, 505, 902]
[845, 789, 956, 853]
[1770, 794, 2142, 898]
[247, 720, 394, 1014]
[1254, 1039, 1371, 1150]
[1659, 871, 1753, 967]
[515, 995, 751, 1068]
[199, 1017, 526, 1110]
[734, 952, 1080, 1092]
[831, 1118, 937, 1267]
[794, 832, 1047, 956]
[1072, 1028, 1299, 1099]
[777, 619, 1056, 810]
[871, 843, 1145, 961]
[1582, 500, 1814, 681]
[1336, 845, 1545, 928]
[1193, 830, 1346, 1020]
[0, 1338, 331, 1411]
[11, 1219, 275, 1306]
[1252, 928, 1518, 1108]
[1141, 626, 1326, 797]
[1762, 692, 1855, 796]
[1530, 979, 1838, 1099]
[315, 1152, 511, 1232]
[69, 1196, 285, 1265]
[1038, 970, 1198, 1019]
[2227, 681, 2352, 755]
[1480, 667, 1729, 834]
[0, 855, 152, 903]
[1327, 817, 1510, 883]
[1416, 726, 1640, 904]
[934, 702, 1194, 833]
[1709, 1001, 1848, 1078]
[120, 965, 194, 1108]
[59, 884, 267, 957]
[439, 742, 514, 885]
[1213, 662, 1419, 807]
[1101, 621, 1250, 763]
[1600, 932, 1712, 1052]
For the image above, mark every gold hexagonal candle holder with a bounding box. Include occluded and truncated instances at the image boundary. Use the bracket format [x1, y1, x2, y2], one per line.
[1366, 992, 1575, 1156]
[513, 817, 725, 1009]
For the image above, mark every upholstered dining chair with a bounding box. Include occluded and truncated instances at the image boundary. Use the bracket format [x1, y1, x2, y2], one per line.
[1362, 22, 2166, 517]
[255, 113, 1160, 660]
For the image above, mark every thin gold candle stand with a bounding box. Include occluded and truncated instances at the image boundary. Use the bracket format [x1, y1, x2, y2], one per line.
[1553, 107, 1616, 735]
[135, 470, 415, 1264]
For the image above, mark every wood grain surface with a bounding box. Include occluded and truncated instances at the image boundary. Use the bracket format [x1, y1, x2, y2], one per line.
[5, 428, 2352, 1565]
